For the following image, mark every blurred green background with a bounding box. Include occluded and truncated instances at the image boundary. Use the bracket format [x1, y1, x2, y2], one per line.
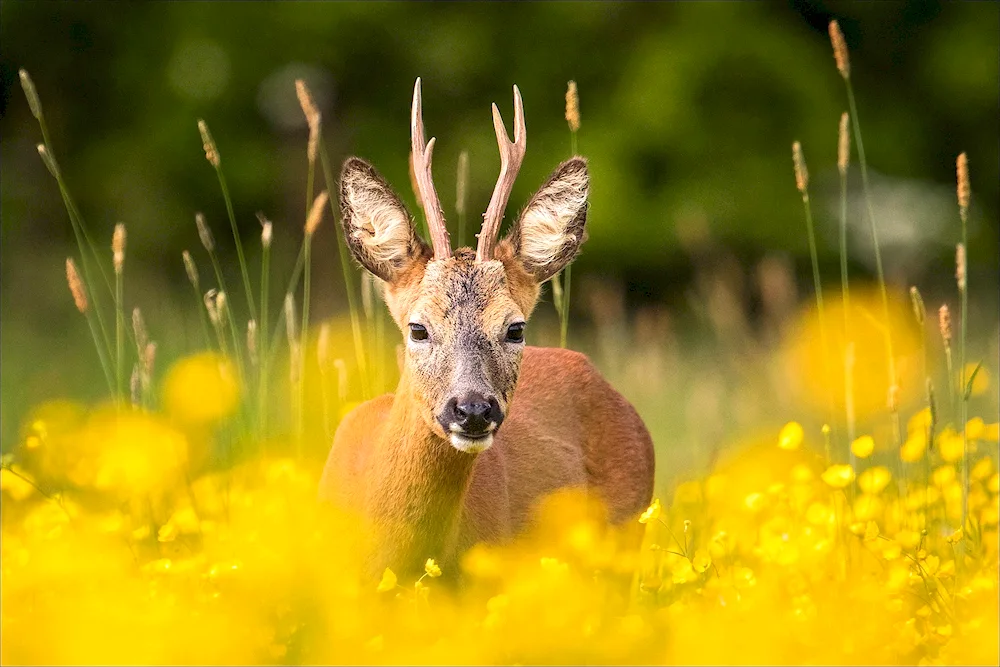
[2, 1, 998, 469]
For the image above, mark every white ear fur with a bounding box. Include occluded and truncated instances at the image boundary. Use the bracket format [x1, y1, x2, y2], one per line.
[340, 158, 427, 282]
[510, 158, 589, 282]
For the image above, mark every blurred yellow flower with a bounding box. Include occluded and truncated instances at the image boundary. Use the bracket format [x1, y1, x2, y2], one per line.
[691, 549, 712, 574]
[864, 520, 879, 542]
[989, 472, 999, 494]
[900, 432, 927, 462]
[778, 421, 804, 450]
[851, 435, 875, 459]
[162, 352, 240, 426]
[971, 457, 993, 482]
[945, 529, 963, 545]
[932, 465, 956, 488]
[821, 464, 855, 489]
[424, 558, 442, 578]
[858, 466, 892, 494]
[965, 417, 986, 440]
[376, 567, 397, 592]
[938, 430, 964, 463]
[907, 408, 932, 435]
[0, 466, 36, 501]
[638, 498, 661, 524]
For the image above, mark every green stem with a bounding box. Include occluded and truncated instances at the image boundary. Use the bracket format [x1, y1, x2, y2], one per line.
[214, 168, 257, 322]
[259, 240, 271, 441]
[844, 78, 898, 438]
[801, 191, 837, 449]
[298, 235, 314, 453]
[959, 233, 969, 536]
[319, 136, 370, 398]
[115, 271, 125, 406]
[839, 169, 855, 450]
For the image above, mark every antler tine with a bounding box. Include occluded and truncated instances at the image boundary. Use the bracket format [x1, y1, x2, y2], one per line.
[477, 85, 526, 262]
[411, 78, 452, 260]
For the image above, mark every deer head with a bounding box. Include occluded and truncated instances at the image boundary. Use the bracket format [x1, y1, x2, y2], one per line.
[339, 78, 589, 453]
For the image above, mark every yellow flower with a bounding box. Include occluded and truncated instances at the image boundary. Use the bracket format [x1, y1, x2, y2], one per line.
[907, 408, 932, 435]
[0, 467, 36, 501]
[965, 417, 986, 440]
[932, 465, 956, 488]
[778, 421, 804, 450]
[858, 466, 892, 494]
[162, 352, 240, 426]
[900, 432, 927, 462]
[376, 567, 397, 592]
[863, 520, 879, 542]
[989, 472, 999, 494]
[945, 529, 963, 544]
[638, 498, 661, 524]
[424, 558, 442, 578]
[970, 456, 993, 481]
[851, 435, 875, 459]
[937, 429, 964, 463]
[691, 549, 711, 574]
[821, 464, 855, 489]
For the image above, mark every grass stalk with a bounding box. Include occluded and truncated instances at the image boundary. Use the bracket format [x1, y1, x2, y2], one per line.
[198, 120, 257, 322]
[837, 112, 856, 450]
[257, 216, 273, 440]
[66, 258, 115, 394]
[793, 142, 837, 455]
[956, 153, 970, 536]
[318, 135, 370, 398]
[196, 214, 248, 391]
[182, 250, 215, 351]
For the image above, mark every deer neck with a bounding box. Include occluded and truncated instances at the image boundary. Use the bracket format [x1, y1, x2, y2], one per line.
[364, 371, 477, 573]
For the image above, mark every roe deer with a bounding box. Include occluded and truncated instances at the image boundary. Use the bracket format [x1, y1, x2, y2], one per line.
[319, 79, 654, 578]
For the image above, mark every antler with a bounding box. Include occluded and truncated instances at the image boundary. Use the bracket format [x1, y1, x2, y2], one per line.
[411, 78, 452, 260]
[477, 85, 526, 262]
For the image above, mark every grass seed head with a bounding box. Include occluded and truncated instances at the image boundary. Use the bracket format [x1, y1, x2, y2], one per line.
[36, 144, 59, 177]
[956, 152, 969, 222]
[258, 213, 273, 249]
[65, 258, 88, 313]
[143, 342, 157, 379]
[112, 223, 127, 275]
[132, 307, 148, 353]
[909, 286, 925, 325]
[182, 250, 199, 287]
[838, 112, 850, 175]
[938, 304, 952, 346]
[295, 79, 322, 164]
[955, 243, 966, 292]
[792, 141, 809, 194]
[130, 363, 141, 406]
[829, 20, 850, 79]
[195, 213, 214, 252]
[305, 191, 328, 237]
[565, 80, 580, 134]
[19, 69, 42, 120]
[197, 119, 220, 168]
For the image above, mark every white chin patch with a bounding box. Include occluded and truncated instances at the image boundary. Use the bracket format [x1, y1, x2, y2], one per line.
[449, 432, 493, 454]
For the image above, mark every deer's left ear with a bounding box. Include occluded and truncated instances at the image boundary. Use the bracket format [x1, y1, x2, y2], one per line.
[501, 157, 589, 283]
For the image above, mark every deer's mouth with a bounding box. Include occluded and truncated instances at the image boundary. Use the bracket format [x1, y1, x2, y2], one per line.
[448, 428, 495, 454]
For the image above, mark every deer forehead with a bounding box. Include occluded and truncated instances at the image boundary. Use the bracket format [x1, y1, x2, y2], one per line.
[410, 258, 520, 332]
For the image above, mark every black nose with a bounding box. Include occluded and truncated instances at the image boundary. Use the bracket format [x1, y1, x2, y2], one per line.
[442, 393, 503, 435]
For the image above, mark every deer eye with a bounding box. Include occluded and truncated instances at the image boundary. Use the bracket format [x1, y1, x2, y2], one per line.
[505, 322, 525, 343]
[409, 323, 429, 342]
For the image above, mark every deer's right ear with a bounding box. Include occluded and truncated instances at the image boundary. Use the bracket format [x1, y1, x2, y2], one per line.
[339, 157, 430, 283]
